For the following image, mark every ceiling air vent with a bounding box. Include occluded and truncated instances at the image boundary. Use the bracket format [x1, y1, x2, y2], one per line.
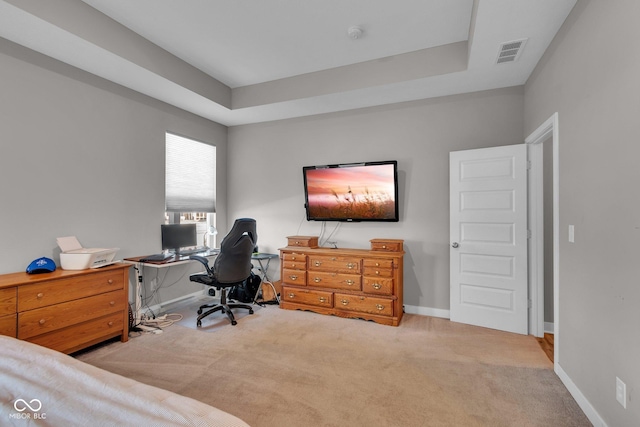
[496, 38, 528, 64]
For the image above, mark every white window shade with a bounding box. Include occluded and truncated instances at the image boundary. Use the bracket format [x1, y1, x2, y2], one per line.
[165, 132, 216, 213]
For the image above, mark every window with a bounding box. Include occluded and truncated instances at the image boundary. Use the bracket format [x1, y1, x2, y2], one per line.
[165, 132, 217, 247]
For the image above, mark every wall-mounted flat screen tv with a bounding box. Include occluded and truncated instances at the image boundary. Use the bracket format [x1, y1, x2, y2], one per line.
[303, 160, 399, 222]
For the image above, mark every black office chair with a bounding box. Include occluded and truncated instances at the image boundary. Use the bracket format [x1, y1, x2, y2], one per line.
[189, 218, 257, 326]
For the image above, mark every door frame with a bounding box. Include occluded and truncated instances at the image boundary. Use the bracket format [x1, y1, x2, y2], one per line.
[525, 112, 559, 371]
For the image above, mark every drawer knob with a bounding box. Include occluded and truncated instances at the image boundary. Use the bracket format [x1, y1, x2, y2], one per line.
[295, 241, 300, 245]
[372, 283, 382, 290]
[109, 301, 115, 306]
[382, 245, 387, 249]
[108, 321, 114, 327]
[376, 304, 385, 311]
[376, 270, 380, 275]
[36, 293, 44, 299]
[314, 277, 322, 283]
[288, 293, 295, 298]
[289, 275, 298, 281]
[291, 256, 296, 260]
[340, 299, 349, 306]
[346, 263, 355, 269]
[375, 262, 380, 267]
[318, 297, 327, 303]
[345, 280, 354, 286]
[39, 319, 46, 325]
[107, 279, 113, 284]
[314, 261, 322, 267]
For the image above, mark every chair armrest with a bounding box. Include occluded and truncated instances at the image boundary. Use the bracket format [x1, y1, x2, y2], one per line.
[190, 255, 212, 274]
[189, 272, 213, 285]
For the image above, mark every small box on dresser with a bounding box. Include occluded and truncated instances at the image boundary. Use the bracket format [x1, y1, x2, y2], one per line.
[279, 238, 403, 326]
[286, 236, 319, 248]
[370, 238, 404, 252]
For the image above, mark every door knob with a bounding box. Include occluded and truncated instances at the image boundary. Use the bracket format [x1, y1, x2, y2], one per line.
[451, 242, 459, 248]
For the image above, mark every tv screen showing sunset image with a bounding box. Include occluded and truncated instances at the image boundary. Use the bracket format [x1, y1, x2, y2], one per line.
[303, 162, 398, 221]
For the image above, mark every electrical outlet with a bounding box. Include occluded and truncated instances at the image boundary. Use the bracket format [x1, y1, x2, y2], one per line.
[616, 377, 627, 409]
[568, 225, 575, 243]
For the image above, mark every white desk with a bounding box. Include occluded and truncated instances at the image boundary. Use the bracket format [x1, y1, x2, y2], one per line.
[124, 250, 219, 326]
[124, 250, 279, 324]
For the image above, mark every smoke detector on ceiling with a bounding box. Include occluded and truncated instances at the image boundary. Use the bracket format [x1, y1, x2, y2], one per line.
[347, 26, 364, 40]
[496, 38, 528, 64]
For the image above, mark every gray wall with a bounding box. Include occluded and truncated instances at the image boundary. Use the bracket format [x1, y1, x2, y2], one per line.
[228, 87, 524, 312]
[524, 0, 640, 425]
[0, 38, 228, 305]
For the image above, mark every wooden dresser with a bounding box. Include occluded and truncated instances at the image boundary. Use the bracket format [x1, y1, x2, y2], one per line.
[279, 237, 404, 326]
[0, 263, 130, 354]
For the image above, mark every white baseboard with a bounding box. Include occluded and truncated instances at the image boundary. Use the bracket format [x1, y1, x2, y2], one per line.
[544, 322, 554, 334]
[406, 307, 604, 426]
[556, 363, 608, 427]
[140, 290, 207, 318]
[404, 304, 450, 319]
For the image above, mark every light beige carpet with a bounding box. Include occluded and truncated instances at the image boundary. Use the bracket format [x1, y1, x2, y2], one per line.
[77, 302, 590, 427]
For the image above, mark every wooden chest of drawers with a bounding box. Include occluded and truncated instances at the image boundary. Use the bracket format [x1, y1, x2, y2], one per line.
[0, 287, 17, 337]
[279, 239, 403, 326]
[0, 263, 130, 354]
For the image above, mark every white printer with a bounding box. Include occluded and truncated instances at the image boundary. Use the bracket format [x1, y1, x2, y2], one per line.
[57, 236, 119, 270]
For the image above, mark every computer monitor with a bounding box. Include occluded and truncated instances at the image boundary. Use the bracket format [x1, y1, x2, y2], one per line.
[161, 224, 197, 253]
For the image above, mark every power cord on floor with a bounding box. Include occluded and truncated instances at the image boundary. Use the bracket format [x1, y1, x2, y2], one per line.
[140, 313, 184, 330]
[137, 313, 183, 334]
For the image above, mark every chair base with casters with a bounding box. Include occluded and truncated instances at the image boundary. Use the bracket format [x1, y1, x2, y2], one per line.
[188, 218, 258, 327]
[196, 285, 254, 326]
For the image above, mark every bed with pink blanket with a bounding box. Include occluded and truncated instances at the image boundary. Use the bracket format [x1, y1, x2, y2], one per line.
[0, 336, 249, 426]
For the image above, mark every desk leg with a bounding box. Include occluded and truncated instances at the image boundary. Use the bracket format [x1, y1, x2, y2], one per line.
[262, 280, 280, 304]
[252, 258, 280, 304]
[252, 259, 265, 304]
[134, 263, 143, 326]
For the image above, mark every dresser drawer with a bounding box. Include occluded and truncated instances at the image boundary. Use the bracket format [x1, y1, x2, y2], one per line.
[0, 287, 16, 316]
[0, 314, 17, 337]
[282, 269, 307, 286]
[308, 255, 362, 274]
[363, 258, 394, 269]
[334, 293, 393, 317]
[18, 290, 126, 340]
[282, 253, 307, 270]
[282, 286, 333, 308]
[362, 266, 393, 278]
[363, 277, 394, 295]
[307, 271, 361, 291]
[18, 270, 124, 311]
[27, 312, 124, 354]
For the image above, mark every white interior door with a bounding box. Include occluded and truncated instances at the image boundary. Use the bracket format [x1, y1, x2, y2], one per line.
[449, 144, 528, 335]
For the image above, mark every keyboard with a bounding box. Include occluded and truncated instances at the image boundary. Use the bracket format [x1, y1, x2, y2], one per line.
[177, 247, 207, 256]
[140, 253, 173, 262]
